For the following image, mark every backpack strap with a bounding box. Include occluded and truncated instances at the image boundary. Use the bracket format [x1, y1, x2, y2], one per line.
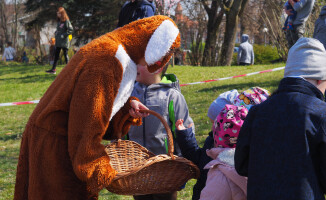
[168, 100, 176, 138]
[163, 100, 176, 154]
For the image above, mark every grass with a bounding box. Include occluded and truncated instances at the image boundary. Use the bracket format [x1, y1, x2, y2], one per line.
[0, 61, 285, 199]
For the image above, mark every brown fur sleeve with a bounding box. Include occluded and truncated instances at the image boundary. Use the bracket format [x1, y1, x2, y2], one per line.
[103, 96, 142, 140]
[67, 67, 121, 193]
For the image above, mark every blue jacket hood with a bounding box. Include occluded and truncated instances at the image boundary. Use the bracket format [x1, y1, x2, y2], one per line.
[241, 34, 249, 43]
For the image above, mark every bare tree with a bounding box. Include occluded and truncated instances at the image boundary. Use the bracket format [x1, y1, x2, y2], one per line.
[219, 0, 249, 66]
[0, 0, 10, 51]
[199, 0, 225, 66]
[155, 0, 181, 16]
[182, 0, 207, 66]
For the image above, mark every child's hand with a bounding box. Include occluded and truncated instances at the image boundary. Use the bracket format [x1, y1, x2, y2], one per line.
[176, 119, 186, 130]
[176, 119, 194, 131]
[129, 100, 149, 118]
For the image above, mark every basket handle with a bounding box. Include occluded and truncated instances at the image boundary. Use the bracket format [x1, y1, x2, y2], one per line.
[117, 109, 175, 160]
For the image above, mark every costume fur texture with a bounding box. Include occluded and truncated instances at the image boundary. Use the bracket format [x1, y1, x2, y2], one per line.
[14, 15, 180, 200]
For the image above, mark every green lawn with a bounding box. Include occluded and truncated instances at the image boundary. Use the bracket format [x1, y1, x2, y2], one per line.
[0, 62, 285, 199]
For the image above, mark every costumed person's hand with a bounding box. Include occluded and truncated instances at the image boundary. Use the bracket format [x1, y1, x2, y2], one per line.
[130, 100, 150, 118]
[176, 119, 194, 131]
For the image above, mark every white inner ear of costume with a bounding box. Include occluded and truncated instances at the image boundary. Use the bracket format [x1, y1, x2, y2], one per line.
[111, 44, 137, 121]
[145, 20, 179, 65]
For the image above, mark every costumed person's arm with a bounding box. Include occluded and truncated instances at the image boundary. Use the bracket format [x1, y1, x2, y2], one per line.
[234, 105, 257, 177]
[67, 68, 142, 193]
[103, 97, 145, 140]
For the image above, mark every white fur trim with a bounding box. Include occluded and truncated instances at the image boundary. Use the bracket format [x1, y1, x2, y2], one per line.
[111, 45, 137, 120]
[218, 148, 235, 167]
[145, 20, 179, 65]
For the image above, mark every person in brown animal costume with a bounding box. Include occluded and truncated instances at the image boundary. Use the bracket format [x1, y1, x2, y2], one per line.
[14, 15, 181, 200]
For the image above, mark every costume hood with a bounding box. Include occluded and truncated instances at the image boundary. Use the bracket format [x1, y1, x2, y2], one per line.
[111, 15, 181, 72]
[77, 15, 181, 120]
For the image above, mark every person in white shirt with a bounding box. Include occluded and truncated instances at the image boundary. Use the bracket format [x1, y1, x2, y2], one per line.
[2, 42, 16, 61]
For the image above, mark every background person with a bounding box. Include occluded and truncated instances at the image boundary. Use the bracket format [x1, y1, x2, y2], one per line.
[237, 34, 254, 66]
[117, 0, 155, 28]
[282, 0, 300, 30]
[284, 0, 315, 48]
[313, 5, 326, 49]
[2, 42, 16, 62]
[46, 7, 73, 74]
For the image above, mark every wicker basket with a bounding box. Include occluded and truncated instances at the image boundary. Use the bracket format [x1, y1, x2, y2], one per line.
[105, 109, 200, 195]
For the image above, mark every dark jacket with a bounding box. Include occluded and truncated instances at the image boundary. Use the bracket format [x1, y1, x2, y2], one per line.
[117, 0, 155, 28]
[55, 20, 73, 48]
[313, 6, 326, 49]
[235, 77, 326, 200]
[176, 128, 214, 200]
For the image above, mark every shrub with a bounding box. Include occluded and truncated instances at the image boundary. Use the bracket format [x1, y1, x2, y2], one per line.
[232, 44, 280, 65]
[253, 44, 280, 64]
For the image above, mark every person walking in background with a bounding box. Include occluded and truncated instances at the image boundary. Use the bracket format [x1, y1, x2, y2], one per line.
[313, 5, 326, 49]
[235, 38, 326, 200]
[284, 0, 315, 48]
[46, 7, 73, 74]
[2, 41, 16, 62]
[117, 0, 155, 28]
[237, 34, 254, 66]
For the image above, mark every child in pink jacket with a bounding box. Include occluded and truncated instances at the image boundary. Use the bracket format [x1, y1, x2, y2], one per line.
[177, 104, 248, 200]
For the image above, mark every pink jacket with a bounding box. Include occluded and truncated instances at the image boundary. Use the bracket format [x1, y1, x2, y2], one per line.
[200, 148, 247, 200]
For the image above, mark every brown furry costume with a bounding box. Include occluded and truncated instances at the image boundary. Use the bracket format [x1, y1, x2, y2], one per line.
[14, 15, 180, 200]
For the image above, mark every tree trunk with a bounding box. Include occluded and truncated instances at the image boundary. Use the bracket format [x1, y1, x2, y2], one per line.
[0, 1, 10, 44]
[201, 0, 224, 66]
[219, 0, 249, 66]
[13, 0, 17, 48]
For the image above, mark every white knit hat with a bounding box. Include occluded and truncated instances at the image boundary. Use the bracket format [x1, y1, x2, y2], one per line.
[284, 38, 326, 80]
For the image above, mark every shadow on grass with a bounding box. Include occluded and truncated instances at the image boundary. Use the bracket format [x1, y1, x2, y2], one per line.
[0, 133, 21, 141]
[0, 74, 56, 84]
[197, 79, 280, 93]
[0, 63, 46, 76]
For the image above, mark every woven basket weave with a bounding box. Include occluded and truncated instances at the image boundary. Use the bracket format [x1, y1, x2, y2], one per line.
[105, 109, 200, 195]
